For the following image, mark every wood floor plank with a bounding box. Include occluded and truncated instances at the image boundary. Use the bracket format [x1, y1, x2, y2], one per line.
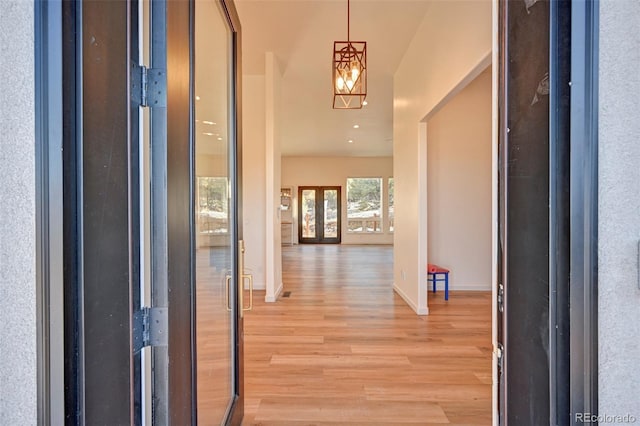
[253, 397, 449, 424]
[249, 343, 355, 357]
[242, 245, 492, 425]
[247, 335, 326, 344]
[322, 368, 486, 386]
[350, 344, 485, 357]
[363, 383, 491, 403]
[270, 354, 411, 367]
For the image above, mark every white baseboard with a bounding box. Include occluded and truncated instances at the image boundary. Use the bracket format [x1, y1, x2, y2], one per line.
[265, 281, 283, 302]
[250, 281, 266, 291]
[393, 283, 429, 315]
[449, 283, 492, 291]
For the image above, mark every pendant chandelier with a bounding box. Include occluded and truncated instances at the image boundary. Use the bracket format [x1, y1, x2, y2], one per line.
[333, 0, 367, 109]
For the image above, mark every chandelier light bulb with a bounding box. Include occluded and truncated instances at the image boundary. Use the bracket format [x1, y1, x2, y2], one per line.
[351, 67, 359, 81]
[346, 78, 354, 90]
[336, 76, 345, 90]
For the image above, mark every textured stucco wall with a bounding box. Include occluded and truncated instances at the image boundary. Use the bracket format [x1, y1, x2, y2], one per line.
[0, 0, 37, 424]
[598, 0, 640, 418]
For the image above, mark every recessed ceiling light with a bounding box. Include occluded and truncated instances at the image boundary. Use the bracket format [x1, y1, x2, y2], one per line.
[196, 96, 201, 101]
[202, 120, 216, 125]
[217, 137, 223, 141]
[362, 100, 368, 106]
[353, 124, 360, 129]
[348, 139, 354, 143]
[203, 132, 214, 136]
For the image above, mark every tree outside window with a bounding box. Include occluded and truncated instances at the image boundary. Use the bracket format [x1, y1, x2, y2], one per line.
[197, 177, 228, 234]
[346, 177, 382, 233]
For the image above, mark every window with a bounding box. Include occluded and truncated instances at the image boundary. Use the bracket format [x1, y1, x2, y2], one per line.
[197, 177, 229, 235]
[388, 177, 394, 232]
[346, 177, 382, 233]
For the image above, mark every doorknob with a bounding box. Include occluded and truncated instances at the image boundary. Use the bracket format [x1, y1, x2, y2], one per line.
[225, 275, 232, 312]
[238, 240, 253, 317]
[241, 272, 253, 312]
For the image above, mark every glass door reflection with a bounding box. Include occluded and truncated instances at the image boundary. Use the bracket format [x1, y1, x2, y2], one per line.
[324, 189, 338, 238]
[301, 189, 316, 239]
[195, 1, 234, 423]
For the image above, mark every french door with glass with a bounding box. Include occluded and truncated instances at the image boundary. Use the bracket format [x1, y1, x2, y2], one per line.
[194, 0, 246, 424]
[298, 186, 341, 244]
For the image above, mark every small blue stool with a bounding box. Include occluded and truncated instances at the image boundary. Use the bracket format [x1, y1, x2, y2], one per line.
[427, 264, 449, 301]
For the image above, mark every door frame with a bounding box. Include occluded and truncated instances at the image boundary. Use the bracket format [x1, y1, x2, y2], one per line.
[567, 0, 599, 418]
[220, 0, 245, 424]
[58, 0, 138, 423]
[35, 0, 65, 423]
[297, 186, 342, 244]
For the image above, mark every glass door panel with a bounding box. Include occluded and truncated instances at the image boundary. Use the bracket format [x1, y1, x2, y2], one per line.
[194, 1, 234, 423]
[301, 189, 316, 239]
[324, 189, 338, 238]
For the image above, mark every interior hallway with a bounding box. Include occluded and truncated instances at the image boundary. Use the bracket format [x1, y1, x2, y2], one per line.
[243, 245, 492, 425]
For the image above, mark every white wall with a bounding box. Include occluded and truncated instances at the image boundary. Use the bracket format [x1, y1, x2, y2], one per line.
[0, 0, 37, 423]
[264, 53, 283, 302]
[598, 0, 640, 416]
[393, 0, 492, 314]
[240, 54, 286, 302]
[281, 156, 394, 245]
[427, 68, 492, 291]
[242, 75, 266, 290]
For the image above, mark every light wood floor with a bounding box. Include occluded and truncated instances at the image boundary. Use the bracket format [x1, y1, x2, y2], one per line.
[196, 247, 234, 424]
[242, 245, 492, 425]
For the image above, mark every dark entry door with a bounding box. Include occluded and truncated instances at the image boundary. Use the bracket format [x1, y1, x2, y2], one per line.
[158, 0, 247, 423]
[497, 0, 598, 424]
[298, 186, 341, 244]
[498, 1, 552, 424]
[193, 0, 246, 424]
[59, 0, 245, 423]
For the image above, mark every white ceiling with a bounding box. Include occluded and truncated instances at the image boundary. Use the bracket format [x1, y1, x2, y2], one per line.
[235, 0, 432, 157]
[195, 0, 230, 157]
